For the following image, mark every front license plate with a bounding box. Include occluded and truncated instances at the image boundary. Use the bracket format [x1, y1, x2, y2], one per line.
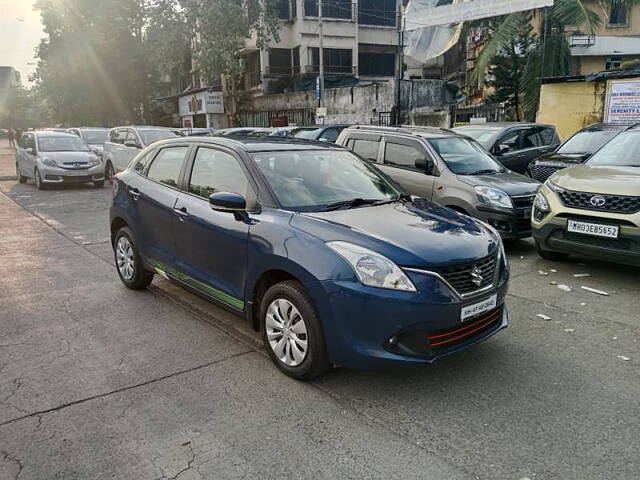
[461, 294, 497, 322]
[567, 220, 619, 239]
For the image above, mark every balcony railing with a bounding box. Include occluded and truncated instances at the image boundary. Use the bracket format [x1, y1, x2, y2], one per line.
[303, 64, 357, 76]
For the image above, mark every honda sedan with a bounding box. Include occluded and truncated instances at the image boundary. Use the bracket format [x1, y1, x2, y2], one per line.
[110, 137, 509, 379]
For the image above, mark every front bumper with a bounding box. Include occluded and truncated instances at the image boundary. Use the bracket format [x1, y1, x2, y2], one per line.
[306, 268, 509, 369]
[40, 164, 105, 184]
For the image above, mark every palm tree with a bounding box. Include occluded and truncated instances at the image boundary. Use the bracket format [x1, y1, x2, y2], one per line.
[472, 0, 640, 120]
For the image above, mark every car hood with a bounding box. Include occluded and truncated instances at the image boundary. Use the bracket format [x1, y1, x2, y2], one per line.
[549, 165, 640, 196]
[291, 200, 499, 268]
[40, 151, 97, 163]
[458, 171, 540, 196]
[89, 144, 104, 153]
[535, 152, 589, 164]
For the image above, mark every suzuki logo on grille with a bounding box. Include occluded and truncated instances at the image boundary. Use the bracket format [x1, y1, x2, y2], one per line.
[590, 195, 606, 208]
[470, 266, 484, 287]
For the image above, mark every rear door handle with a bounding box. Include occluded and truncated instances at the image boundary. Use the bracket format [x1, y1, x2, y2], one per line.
[128, 187, 140, 200]
[173, 206, 189, 220]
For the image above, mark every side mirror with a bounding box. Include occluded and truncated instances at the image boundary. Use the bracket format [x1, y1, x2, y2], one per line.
[209, 192, 247, 213]
[415, 157, 434, 174]
[124, 139, 140, 149]
[495, 144, 510, 155]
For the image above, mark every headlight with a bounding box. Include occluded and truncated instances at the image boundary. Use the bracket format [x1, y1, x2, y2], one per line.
[474, 186, 513, 209]
[42, 157, 58, 167]
[89, 157, 101, 166]
[534, 192, 550, 212]
[327, 241, 417, 292]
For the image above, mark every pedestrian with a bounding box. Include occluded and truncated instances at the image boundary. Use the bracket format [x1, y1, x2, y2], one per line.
[8, 129, 15, 148]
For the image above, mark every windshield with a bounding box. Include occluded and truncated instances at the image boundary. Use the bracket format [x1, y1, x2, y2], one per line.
[38, 136, 90, 152]
[455, 128, 501, 148]
[252, 150, 400, 211]
[558, 130, 620, 154]
[587, 131, 640, 167]
[82, 129, 109, 144]
[429, 137, 503, 175]
[292, 128, 322, 139]
[139, 129, 178, 145]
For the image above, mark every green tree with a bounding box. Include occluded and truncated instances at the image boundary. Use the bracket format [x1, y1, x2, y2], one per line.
[472, 0, 640, 120]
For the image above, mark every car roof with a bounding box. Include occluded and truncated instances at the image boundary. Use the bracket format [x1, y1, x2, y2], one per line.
[151, 136, 345, 152]
[73, 127, 109, 130]
[111, 125, 173, 131]
[454, 122, 553, 130]
[578, 123, 628, 132]
[34, 131, 78, 138]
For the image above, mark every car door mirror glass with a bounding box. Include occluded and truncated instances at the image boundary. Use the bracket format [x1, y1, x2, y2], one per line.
[414, 157, 434, 174]
[209, 192, 247, 213]
[495, 144, 510, 155]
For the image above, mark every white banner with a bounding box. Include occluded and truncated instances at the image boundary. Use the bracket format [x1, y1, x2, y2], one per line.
[605, 80, 640, 124]
[179, 91, 225, 117]
[405, 0, 554, 30]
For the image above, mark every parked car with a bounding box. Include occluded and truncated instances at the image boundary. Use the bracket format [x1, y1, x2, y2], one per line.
[453, 122, 560, 174]
[15, 131, 104, 189]
[67, 127, 110, 157]
[103, 126, 178, 182]
[268, 126, 300, 137]
[290, 124, 352, 143]
[214, 127, 270, 136]
[527, 123, 628, 182]
[532, 124, 640, 265]
[174, 127, 214, 137]
[110, 136, 509, 379]
[337, 126, 540, 240]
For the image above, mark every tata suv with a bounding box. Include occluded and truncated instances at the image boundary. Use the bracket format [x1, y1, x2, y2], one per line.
[336, 126, 540, 239]
[532, 125, 640, 265]
[110, 136, 509, 379]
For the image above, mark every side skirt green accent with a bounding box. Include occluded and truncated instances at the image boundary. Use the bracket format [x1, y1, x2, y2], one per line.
[148, 259, 244, 311]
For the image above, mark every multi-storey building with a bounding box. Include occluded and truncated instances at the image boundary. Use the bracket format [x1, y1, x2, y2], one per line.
[239, 0, 400, 94]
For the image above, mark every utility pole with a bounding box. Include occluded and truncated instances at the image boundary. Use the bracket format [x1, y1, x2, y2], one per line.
[318, 0, 325, 112]
[395, 1, 404, 125]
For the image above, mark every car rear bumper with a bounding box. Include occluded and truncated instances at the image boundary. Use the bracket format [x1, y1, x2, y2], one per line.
[307, 269, 509, 369]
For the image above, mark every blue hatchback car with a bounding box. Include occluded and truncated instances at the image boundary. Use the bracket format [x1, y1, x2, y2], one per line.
[110, 137, 509, 379]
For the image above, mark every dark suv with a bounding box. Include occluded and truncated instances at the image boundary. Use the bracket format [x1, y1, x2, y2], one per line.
[336, 126, 540, 240]
[110, 136, 509, 379]
[453, 123, 560, 174]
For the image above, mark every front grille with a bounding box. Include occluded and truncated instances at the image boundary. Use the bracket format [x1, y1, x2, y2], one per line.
[427, 307, 502, 352]
[550, 229, 640, 253]
[435, 254, 497, 295]
[557, 188, 640, 214]
[62, 175, 93, 183]
[512, 194, 535, 210]
[530, 164, 565, 182]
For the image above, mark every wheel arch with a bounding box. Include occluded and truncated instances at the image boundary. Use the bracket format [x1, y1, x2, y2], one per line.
[110, 217, 129, 246]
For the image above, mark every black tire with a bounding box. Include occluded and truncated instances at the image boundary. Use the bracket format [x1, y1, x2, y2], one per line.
[113, 226, 154, 290]
[105, 161, 115, 184]
[34, 168, 46, 190]
[536, 240, 569, 261]
[94, 180, 104, 188]
[16, 163, 27, 184]
[260, 280, 331, 380]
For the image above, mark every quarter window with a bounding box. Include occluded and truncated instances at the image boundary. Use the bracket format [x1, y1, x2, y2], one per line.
[383, 142, 425, 169]
[188, 148, 249, 199]
[351, 138, 380, 161]
[146, 147, 188, 187]
[134, 153, 151, 174]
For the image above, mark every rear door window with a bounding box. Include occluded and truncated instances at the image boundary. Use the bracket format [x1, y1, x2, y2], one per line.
[146, 146, 189, 188]
[521, 128, 544, 149]
[495, 130, 521, 153]
[351, 138, 380, 162]
[125, 130, 140, 147]
[383, 141, 425, 170]
[539, 127, 557, 146]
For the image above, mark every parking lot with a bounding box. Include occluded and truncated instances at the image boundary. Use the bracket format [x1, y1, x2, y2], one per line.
[0, 139, 639, 479]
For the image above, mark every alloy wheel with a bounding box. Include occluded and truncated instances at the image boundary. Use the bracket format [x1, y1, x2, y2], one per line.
[265, 298, 308, 367]
[116, 236, 135, 281]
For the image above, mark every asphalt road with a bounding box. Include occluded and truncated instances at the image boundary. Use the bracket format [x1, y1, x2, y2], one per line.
[1, 141, 638, 480]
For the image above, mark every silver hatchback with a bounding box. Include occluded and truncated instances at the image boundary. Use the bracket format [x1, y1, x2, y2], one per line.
[15, 131, 105, 189]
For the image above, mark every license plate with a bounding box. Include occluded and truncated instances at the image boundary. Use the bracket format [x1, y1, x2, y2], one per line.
[567, 220, 619, 239]
[461, 294, 497, 321]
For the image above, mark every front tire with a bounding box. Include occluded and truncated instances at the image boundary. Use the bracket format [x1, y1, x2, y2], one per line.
[16, 163, 27, 183]
[260, 281, 331, 380]
[34, 168, 45, 190]
[114, 226, 154, 290]
[536, 240, 569, 261]
[105, 161, 115, 184]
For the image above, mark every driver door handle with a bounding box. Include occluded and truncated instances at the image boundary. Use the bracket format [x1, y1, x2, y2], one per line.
[173, 206, 189, 221]
[128, 187, 140, 200]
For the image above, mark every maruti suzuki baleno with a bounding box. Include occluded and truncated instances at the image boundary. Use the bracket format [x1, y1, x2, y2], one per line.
[110, 137, 509, 379]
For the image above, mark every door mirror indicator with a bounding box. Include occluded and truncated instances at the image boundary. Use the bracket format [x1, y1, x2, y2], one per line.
[415, 157, 434, 174]
[209, 192, 247, 213]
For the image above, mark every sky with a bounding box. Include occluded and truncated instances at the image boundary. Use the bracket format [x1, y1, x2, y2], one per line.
[0, 0, 44, 86]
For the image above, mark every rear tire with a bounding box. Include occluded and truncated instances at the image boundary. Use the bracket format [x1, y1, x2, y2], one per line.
[114, 226, 154, 290]
[16, 163, 27, 184]
[536, 240, 569, 261]
[260, 281, 331, 380]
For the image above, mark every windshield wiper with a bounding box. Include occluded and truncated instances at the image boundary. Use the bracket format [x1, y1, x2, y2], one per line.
[321, 198, 386, 211]
[467, 169, 500, 175]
